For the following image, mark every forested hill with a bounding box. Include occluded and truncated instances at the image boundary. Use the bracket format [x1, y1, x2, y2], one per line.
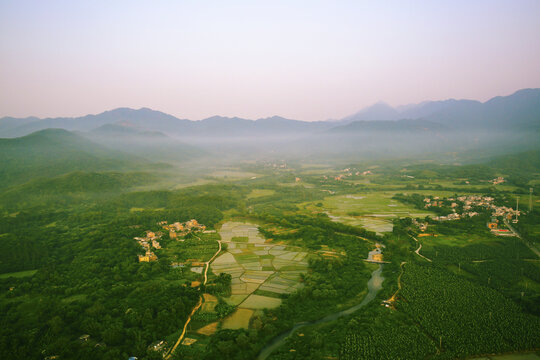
[0, 129, 147, 188]
[488, 149, 540, 172]
[0, 171, 157, 210]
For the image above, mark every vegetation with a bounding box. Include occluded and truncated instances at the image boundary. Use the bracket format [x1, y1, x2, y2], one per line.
[0, 129, 539, 359]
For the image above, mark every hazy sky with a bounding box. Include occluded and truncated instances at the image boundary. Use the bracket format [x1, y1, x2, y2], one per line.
[1, 1, 540, 121]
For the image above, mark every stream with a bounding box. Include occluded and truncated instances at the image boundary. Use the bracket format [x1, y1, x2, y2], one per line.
[257, 265, 385, 360]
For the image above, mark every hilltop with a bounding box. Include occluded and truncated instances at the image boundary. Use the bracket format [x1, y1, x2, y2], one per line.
[0, 129, 146, 188]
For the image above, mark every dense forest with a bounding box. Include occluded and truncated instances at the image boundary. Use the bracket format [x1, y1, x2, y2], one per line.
[0, 181, 244, 359]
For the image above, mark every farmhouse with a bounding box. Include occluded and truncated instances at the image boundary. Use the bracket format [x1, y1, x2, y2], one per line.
[138, 251, 158, 262]
[372, 253, 384, 262]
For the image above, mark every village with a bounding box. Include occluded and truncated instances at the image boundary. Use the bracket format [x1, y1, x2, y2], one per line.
[135, 219, 206, 263]
[321, 167, 373, 181]
[417, 194, 521, 236]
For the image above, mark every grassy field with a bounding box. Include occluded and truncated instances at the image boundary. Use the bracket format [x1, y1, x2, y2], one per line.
[309, 191, 437, 234]
[163, 236, 220, 263]
[210, 170, 260, 180]
[323, 191, 439, 216]
[246, 189, 276, 199]
[222, 308, 254, 330]
[428, 179, 523, 192]
[0, 269, 37, 279]
[420, 232, 496, 248]
[173, 178, 215, 189]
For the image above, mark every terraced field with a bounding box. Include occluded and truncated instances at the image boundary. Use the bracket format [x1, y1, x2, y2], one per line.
[212, 222, 309, 329]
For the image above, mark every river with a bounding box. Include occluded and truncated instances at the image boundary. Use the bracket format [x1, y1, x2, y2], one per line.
[257, 265, 385, 360]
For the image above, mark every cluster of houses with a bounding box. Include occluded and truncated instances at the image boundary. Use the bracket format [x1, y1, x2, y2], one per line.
[432, 213, 467, 221]
[491, 205, 521, 220]
[422, 195, 520, 235]
[490, 176, 506, 185]
[135, 231, 161, 262]
[425, 195, 494, 211]
[429, 196, 492, 221]
[259, 160, 288, 169]
[425, 195, 482, 221]
[412, 218, 428, 232]
[454, 195, 520, 221]
[160, 219, 206, 239]
[323, 168, 373, 181]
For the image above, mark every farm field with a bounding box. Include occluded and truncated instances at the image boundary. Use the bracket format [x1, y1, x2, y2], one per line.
[210, 222, 309, 328]
[318, 191, 435, 234]
[222, 308, 254, 330]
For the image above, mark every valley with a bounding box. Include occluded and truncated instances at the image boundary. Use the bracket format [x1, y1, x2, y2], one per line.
[2, 2, 540, 359]
[0, 93, 539, 360]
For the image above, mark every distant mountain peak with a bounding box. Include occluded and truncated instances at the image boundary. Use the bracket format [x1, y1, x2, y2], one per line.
[342, 102, 399, 122]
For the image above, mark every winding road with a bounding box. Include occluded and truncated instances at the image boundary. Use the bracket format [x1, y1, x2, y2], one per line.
[411, 235, 432, 262]
[165, 238, 222, 359]
[387, 261, 407, 304]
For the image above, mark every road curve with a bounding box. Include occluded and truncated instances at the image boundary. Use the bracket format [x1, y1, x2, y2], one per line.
[411, 235, 432, 262]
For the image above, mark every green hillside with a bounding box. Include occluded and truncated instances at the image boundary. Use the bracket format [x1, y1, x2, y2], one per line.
[5, 171, 155, 194]
[0, 171, 156, 210]
[0, 129, 146, 188]
[488, 149, 540, 172]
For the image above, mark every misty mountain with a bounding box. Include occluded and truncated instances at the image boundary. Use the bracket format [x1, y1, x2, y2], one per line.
[1, 88, 538, 143]
[84, 123, 205, 162]
[90, 123, 167, 138]
[329, 119, 446, 133]
[0, 107, 192, 138]
[0, 129, 146, 188]
[0, 116, 39, 134]
[399, 99, 482, 120]
[194, 116, 332, 136]
[342, 88, 540, 130]
[341, 102, 401, 122]
[0, 110, 333, 138]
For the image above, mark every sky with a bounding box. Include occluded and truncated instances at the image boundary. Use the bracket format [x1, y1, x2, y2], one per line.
[1, 1, 540, 121]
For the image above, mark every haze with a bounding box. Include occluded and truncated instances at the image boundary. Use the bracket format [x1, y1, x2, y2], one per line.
[1, 0, 540, 121]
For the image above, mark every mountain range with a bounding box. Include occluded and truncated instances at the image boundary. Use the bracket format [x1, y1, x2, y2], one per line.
[1, 88, 539, 138]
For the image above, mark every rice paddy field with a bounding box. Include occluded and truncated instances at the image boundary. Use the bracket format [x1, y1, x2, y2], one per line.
[201, 293, 218, 312]
[210, 222, 310, 329]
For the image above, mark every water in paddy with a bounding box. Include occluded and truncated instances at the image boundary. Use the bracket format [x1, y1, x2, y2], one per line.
[257, 265, 385, 360]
